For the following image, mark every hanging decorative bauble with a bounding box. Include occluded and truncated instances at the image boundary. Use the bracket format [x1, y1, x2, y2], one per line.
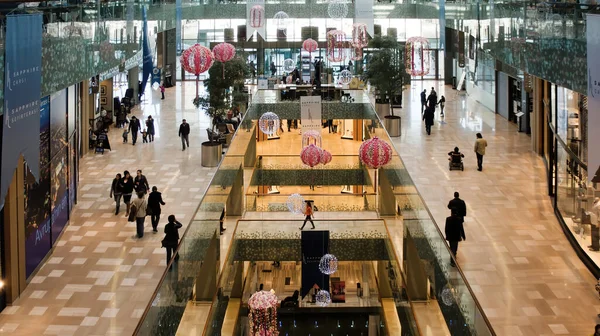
[283, 58, 296, 73]
[286, 193, 305, 214]
[300, 144, 323, 167]
[352, 23, 369, 48]
[405, 36, 430, 77]
[327, 30, 346, 62]
[181, 44, 214, 75]
[249, 290, 279, 310]
[248, 290, 279, 336]
[359, 136, 392, 169]
[339, 70, 352, 85]
[303, 38, 319, 53]
[320, 150, 332, 165]
[440, 286, 455, 306]
[99, 41, 114, 62]
[258, 112, 280, 136]
[328, 0, 348, 19]
[250, 5, 265, 28]
[212, 42, 236, 63]
[318, 254, 338, 274]
[273, 11, 290, 30]
[351, 43, 364, 61]
[315, 290, 332, 306]
[302, 130, 322, 148]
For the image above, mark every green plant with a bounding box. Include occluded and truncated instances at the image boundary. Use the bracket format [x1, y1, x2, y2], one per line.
[362, 36, 408, 116]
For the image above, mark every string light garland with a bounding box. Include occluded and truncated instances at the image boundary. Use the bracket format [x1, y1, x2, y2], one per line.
[248, 290, 279, 335]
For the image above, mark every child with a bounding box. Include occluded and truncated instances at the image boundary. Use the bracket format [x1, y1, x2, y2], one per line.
[122, 129, 129, 143]
[142, 129, 148, 143]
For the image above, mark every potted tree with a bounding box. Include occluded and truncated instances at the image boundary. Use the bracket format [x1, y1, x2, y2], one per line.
[197, 55, 250, 167]
[362, 36, 408, 137]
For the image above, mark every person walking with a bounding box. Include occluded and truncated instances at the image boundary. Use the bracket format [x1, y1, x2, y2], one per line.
[300, 201, 315, 230]
[121, 170, 135, 216]
[420, 89, 427, 114]
[148, 186, 166, 233]
[160, 84, 165, 100]
[179, 119, 190, 151]
[134, 169, 150, 194]
[162, 215, 183, 270]
[270, 62, 277, 76]
[146, 116, 155, 142]
[128, 116, 141, 145]
[474, 133, 488, 171]
[427, 87, 438, 109]
[423, 105, 435, 135]
[131, 192, 148, 238]
[437, 95, 446, 116]
[447, 192, 467, 222]
[445, 208, 466, 267]
[110, 173, 123, 215]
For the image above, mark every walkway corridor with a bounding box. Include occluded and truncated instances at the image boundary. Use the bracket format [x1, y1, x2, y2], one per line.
[393, 82, 599, 335]
[0, 83, 218, 335]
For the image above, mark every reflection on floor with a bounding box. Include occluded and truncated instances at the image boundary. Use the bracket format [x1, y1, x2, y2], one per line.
[243, 261, 380, 308]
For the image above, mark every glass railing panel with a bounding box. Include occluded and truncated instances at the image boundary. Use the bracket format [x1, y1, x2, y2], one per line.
[245, 193, 377, 212]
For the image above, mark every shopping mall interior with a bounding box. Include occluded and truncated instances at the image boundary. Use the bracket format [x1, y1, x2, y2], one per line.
[0, 0, 598, 335]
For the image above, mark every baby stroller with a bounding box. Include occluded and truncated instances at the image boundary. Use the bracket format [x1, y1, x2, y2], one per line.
[448, 148, 464, 171]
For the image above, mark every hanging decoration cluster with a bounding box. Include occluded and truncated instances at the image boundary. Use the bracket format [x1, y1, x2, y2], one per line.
[250, 5, 265, 28]
[359, 137, 392, 169]
[315, 290, 332, 306]
[405, 36, 431, 77]
[327, 30, 346, 62]
[212, 42, 236, 78]
[248, 290, 279, 336]
[319, 254, 338, 275]
[302, 38, 318, 53]
[273, 11, 289, 30]
[320, 150, 332, 165]
[286, 193, 305, 214]
[300, 144, 323, 167]
[258, 112, 280, 136]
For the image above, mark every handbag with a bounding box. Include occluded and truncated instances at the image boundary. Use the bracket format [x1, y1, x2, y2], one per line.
[128, 204, 137, 222]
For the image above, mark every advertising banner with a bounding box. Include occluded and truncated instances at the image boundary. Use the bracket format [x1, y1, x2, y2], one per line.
[51, 148, 69, 245]
[355, 0, 374, 37]
[300, 96, 322, 134]
[140, 6, 153, 99]
[587, 14, 600, 181]
[24, 96, 51, 278]
[1, 14, 43, 209]
[301, 230, 330, 298]
[246, 0, 266, 41]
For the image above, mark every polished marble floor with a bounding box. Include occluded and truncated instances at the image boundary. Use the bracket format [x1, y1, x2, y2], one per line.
[0, 82, 221, 335]
[394, 82, 600, 336]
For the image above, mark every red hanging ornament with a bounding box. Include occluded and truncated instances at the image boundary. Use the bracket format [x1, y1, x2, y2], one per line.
[405, 36, 430, 77]
[303, 38, 318, 53]
[301, 144, 323, 167]
[327, 30, 346, 62]
[359, 137, 392, 169]
[320, 150, 332, 165]
[212, 42, 236, 78]
[180, 44, 214, 102]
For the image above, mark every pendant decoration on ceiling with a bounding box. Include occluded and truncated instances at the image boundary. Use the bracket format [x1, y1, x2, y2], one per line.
[405, 36, 430, 77]
[248, 290, 279, 336]
[327, 30, 346, 62]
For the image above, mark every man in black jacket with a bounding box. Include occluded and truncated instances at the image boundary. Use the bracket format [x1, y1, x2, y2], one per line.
[148, 186, 166, 233]
[445, 208, 466, 267]
[179, 119, 190, 151]
[128, 116, 141, 145]
[134, 169, 150, 194]
[447, 192, 467, 221]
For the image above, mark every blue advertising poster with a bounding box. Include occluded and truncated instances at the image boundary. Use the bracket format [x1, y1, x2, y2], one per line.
[1, 14, 43, 209]
[301, 230, 330, 298]
[24, 96, 51, 277]
[50, 90, 67, 159]
[51, 148, 69, 245]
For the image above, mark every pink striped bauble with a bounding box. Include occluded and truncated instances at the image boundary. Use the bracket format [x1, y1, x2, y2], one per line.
[212, 43, 236, 63]
[250, 5, 265, 28]
[359, 137, 392, 169]
[300, 144, 323, 167]
[303, 38, 318, 53]
[320, 150, 332, 165]
[180, 44, 213, 75]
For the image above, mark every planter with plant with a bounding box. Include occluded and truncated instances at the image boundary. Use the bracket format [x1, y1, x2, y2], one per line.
[197, 55, 250, 166]
[362, 36, 409, 137]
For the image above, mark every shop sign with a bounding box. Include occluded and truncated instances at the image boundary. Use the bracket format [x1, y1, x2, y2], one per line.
[124, 50, 143, 71]
[100, 66, 120, 81]
[300, 96, 322, 133]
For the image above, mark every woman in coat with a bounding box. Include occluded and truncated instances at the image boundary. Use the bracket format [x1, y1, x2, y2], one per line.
[163, 215, 183, 270]
[423, 106, 435, 135]
[121, 170, 135, 216]
[148, 186, 166, 233]
[445, 208, 466, 267]
[109, 173, 123, 215]
[146, 116, 155, 142]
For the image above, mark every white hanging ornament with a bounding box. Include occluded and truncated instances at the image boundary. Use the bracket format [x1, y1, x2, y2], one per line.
[319, 254, 338, 275]
[273, 11, 290, 30]
[315, 290, 331, 306]
[258, 112, 280, 135]
[440, 285, 455, 306]
[286, 193, 305, 214]
[339, 70, 352, 85]
[283, 58, 296, 73]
